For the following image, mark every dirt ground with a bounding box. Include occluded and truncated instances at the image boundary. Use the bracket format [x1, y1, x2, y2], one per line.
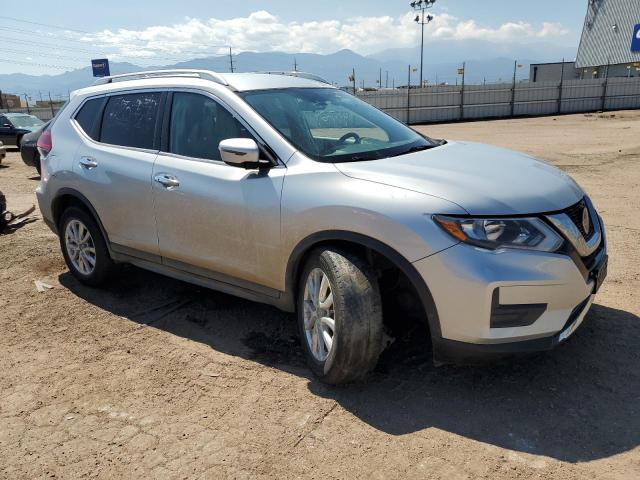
[1, 111, 639, 479]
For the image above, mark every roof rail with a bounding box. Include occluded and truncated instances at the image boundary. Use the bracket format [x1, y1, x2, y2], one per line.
[93, 69, 228, 86]
[257, 71, 332, 85]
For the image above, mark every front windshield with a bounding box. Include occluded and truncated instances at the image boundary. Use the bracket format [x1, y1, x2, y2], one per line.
[10, 115, 44, 129]
[240, 88, 436, 162]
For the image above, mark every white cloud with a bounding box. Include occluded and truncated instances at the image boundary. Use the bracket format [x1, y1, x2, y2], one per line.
[429, 14, 569, 42]
[76, 10, 569, 60]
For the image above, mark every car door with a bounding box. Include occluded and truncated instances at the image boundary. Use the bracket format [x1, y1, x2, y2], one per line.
[0, 116, 15, 145]
[72, 91, 163, 257]
[152, 91, 285, 291]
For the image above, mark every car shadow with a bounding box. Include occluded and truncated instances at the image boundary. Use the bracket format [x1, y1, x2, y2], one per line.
[59, 265, 640, 463]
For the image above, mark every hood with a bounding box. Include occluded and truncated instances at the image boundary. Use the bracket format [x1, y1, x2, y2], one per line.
[334, 141, 584, 215]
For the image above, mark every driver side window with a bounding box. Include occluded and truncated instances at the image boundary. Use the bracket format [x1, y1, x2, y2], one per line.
[168, 92, 253, 161]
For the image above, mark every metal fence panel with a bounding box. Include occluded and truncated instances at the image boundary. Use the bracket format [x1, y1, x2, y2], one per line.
[6, 77, 640, 126]
[356, 76, 640, 124]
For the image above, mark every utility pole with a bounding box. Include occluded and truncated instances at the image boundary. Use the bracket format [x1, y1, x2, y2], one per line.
[386, 71, 389, 88]
[351, 68, 356, 94]
[410, 0, 436, 90]
[459, 62, 466, 120]
[379, 68, 382, 90]
[510, 60, 517, 117]
[558, 58, 565, 114]
[229, 47, 234, 73]
[601, 58, 610, 111]
[47, 92, 55, 118]
[23, 94, 31, 114]
[294, 57, 298, 72]
[407, 65, 411, 124]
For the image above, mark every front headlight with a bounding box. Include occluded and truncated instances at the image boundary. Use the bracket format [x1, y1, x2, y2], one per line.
[433, 215, 563, 252]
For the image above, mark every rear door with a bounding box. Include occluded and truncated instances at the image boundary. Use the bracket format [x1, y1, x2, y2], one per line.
[72, 91, 164, 257]
[0, 116, 15, 145]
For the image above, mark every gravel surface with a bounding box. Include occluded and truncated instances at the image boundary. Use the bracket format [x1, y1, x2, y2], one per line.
[1, 111, 639, 479]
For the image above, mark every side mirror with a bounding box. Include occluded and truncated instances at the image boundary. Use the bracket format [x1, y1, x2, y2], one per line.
[219, 138, 269, 169]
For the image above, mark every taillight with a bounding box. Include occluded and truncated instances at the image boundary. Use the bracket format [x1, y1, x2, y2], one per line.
[37, 130, 53, 158]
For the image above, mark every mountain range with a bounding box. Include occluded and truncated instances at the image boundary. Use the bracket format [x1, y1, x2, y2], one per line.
[0, 42, 577, 99]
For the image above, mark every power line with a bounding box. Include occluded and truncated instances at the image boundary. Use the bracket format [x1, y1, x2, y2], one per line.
[0, 15, 93, 34]
[5, 34, 231, 65]
[0, 58, 75, 70]
[1, 15, 236, 74]
[6, 36, 108, 55]
[0, 17, 232, 53]
[4, 37, 230, 67]
[2, 47, 89, 62]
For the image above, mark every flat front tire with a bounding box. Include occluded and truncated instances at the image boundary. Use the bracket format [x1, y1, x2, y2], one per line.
[59, 207, 115, 287]
[297, 248, 383, 384]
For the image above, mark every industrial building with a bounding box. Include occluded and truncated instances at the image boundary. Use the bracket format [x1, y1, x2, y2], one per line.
[0, 92, 22, 109]
[530, 0, 640, 82]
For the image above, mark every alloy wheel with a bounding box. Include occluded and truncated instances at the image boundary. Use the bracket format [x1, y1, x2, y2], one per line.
[64, 219, 96, 276]
[303, 268, 336, 361]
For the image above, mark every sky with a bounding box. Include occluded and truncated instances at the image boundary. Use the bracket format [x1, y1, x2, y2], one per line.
[1, 0, 588, 75]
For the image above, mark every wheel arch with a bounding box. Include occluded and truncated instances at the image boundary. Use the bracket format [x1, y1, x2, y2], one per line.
[51, 188, 112, 254]
[283, 230, 442, 339]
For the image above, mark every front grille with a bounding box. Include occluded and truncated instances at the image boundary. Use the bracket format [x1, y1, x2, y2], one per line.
[564, 199, 594, 239]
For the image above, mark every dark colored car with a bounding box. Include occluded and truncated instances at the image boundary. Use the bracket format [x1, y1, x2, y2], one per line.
[20, 121, 50, 174]
[0, 113, 45, 148]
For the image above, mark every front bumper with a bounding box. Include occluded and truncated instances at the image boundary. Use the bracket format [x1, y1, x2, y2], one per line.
[414, 235, 606, 363]
[432, 295, 594, 364]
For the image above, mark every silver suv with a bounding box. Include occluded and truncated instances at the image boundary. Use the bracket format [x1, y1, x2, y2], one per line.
[37, 70, 608, 384]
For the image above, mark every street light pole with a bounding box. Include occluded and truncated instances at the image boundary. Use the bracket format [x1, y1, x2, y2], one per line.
[410, 0, 436, 89]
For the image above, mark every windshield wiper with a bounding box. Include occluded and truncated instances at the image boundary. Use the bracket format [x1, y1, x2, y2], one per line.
[349, 154, 379, 162]
[391, 144, 435, 157]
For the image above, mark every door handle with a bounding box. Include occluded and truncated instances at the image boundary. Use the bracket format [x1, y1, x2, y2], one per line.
[154, 173, 180, 189]
[79, 157, 98, 169]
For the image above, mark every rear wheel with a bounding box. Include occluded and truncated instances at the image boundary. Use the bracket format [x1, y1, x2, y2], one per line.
[59, 207, 115, 287]
[297, 248, 383, 384]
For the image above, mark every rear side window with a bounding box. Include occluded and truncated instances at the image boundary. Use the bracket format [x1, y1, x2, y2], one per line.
[168, 92, 253, 161]
[100, 92, 162, 149]
[75, 97, 107, 140]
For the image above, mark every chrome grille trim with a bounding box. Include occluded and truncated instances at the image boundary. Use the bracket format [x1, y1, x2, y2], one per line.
[546, 197, 602, 257]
